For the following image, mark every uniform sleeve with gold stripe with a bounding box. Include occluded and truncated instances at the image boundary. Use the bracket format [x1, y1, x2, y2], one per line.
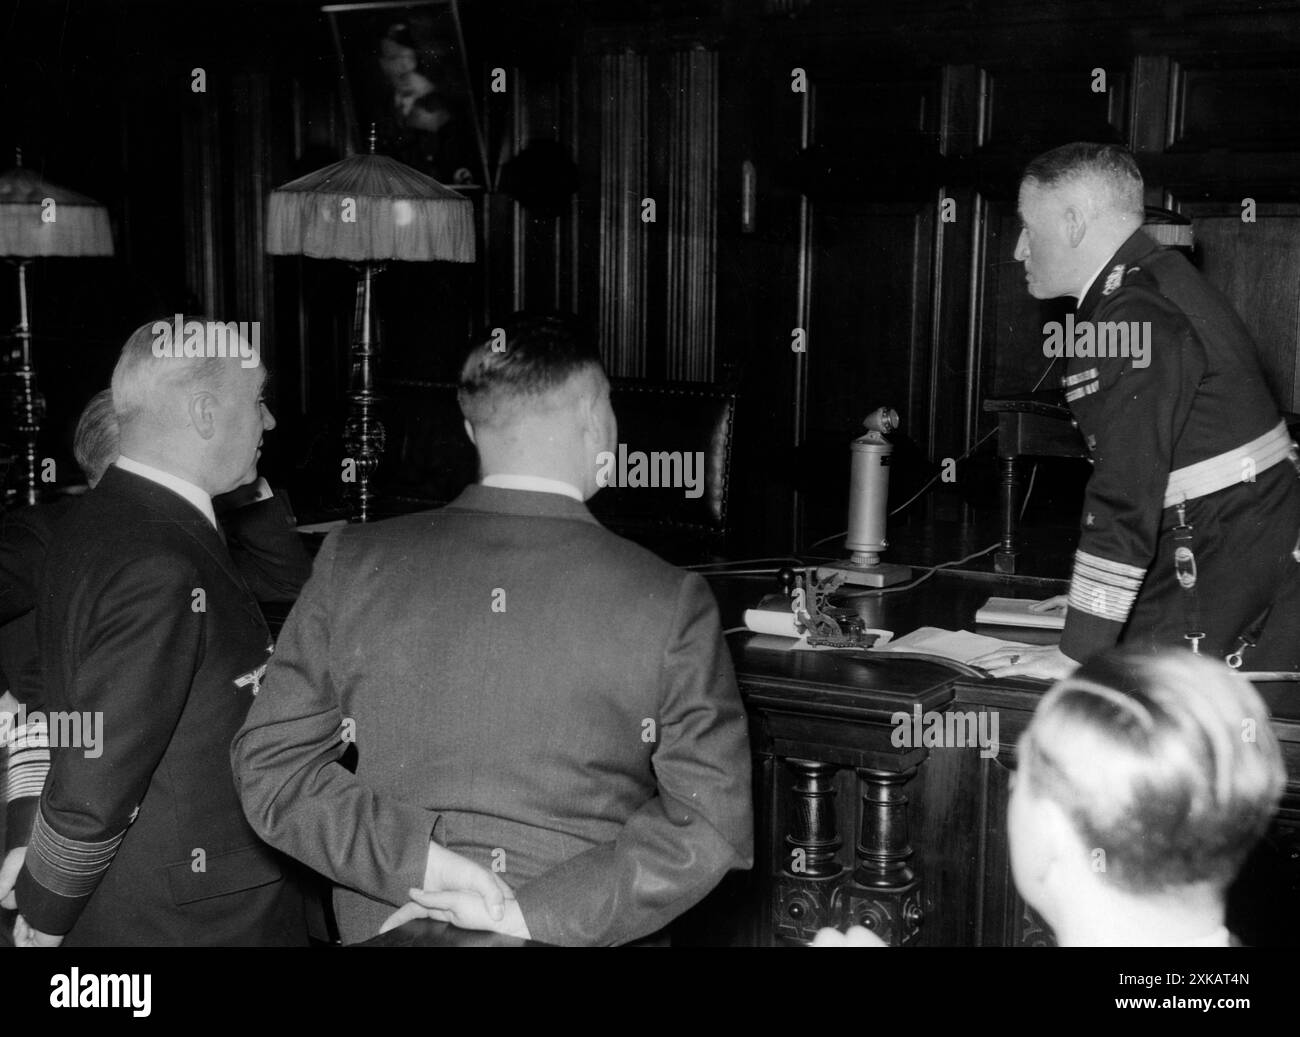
[1059, 287, 1207, 662]
[3, 712, 48, 853]
[14, 555, 204, 935]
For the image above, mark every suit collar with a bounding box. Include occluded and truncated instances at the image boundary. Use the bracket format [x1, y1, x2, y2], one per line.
[1078, 229, 1158, 319]
[480, 473, 584, 502]
[447, 482, 600, 525]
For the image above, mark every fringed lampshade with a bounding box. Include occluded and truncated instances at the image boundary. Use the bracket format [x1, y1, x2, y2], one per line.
[266, 152, 475, 263]
[0, 151, 114, 506]
[0, 164, 115, 259]
[265, 134, 476, 522]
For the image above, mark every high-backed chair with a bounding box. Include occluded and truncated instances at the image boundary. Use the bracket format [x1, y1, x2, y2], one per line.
[379, 377, 737, 563]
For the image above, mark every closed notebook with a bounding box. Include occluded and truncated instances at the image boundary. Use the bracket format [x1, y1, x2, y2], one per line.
[974, 596, 1066, 630]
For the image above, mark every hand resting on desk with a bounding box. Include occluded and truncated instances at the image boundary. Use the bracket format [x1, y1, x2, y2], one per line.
[969, 643, 1076, 680]
[1028, 594, 1068, 616]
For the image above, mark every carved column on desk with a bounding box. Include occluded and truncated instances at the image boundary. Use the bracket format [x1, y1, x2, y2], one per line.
[836, 766, 924, 945]
[773, 759, 843, 942]
[995, 455, 1020, 574]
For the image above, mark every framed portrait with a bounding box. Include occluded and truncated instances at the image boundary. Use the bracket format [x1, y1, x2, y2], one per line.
[324, 0, 489, 188]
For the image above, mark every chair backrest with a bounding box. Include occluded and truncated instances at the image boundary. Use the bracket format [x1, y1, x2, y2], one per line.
[380, 377, 737, 544]
[380, 379, 477, 509]
[587, 380, 736, 539]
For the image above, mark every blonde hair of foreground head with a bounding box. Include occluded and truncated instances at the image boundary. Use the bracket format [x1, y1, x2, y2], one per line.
[1019, 649, 1285, 894]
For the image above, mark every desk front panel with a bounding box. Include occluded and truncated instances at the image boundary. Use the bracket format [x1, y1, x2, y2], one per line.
[716, 573, 1300, 948]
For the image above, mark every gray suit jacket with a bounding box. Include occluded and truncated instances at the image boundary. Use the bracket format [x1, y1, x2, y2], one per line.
[232, 484, 753, 945]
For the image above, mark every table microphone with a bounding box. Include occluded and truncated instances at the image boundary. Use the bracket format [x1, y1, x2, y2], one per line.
[817, 406, 912, 588]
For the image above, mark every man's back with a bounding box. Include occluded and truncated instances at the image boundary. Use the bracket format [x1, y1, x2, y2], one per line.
[235, 484, 753, 945]
[19, 468, 305, 945]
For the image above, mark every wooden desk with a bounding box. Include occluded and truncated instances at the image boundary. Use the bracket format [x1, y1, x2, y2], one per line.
[700, 571, 1300, 948]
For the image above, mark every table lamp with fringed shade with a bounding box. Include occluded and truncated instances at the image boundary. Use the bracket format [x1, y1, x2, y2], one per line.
[0, 149, 114, 506]
[266, 130, 476, 522]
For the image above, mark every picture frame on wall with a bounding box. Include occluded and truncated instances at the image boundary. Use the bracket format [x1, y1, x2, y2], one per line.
[323, 0, 489, 188]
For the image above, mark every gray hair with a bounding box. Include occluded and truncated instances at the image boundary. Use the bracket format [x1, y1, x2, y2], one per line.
[111, 318, 247, 424]
[73, 388, 119, 486]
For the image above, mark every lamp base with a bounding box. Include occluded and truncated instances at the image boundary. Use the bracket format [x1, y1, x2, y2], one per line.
[816, 559, 912, 588]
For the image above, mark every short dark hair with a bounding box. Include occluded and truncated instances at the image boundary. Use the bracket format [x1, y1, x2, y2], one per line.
[1021, 142, 1144, 220]
[457, 313, 604, 429]
[1021, 649, 1284, 894]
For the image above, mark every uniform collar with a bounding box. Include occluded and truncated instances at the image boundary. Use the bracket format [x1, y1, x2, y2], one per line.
[95, 466, 263, 624]
[114, 456, 217, 529]
[1076, 257, 1113, 306]
[1077, 229, 1159, 320]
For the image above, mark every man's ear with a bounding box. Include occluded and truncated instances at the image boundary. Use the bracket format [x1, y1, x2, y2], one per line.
[584, 390, 603, 442]
[1063, 204, 1087, 248]
[463, 418, 477, 446]
[188, 392, 217, 440]
[570, 381, 597, 442]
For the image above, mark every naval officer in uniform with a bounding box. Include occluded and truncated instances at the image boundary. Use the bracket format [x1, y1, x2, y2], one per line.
[977, 142, 1300, 680]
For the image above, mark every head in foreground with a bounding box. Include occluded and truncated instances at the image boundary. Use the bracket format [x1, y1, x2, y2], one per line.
[1010, 648, 1285, 946]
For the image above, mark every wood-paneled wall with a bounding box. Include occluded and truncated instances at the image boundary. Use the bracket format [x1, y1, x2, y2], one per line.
[485, 0, 1300, 558]
[18, 0, 1297, 541]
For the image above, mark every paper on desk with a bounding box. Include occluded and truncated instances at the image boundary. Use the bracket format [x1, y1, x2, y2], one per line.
[871, 626, 1039, 664]
[742, 608, 801, 638]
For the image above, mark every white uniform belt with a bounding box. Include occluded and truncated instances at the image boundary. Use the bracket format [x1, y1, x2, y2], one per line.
[1164, 421, 1295, 508]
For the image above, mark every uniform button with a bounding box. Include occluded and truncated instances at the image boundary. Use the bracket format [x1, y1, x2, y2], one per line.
[1070, 419, 1079, 430]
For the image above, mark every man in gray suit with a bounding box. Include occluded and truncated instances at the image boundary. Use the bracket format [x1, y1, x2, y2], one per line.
[232, 315, 753, 945]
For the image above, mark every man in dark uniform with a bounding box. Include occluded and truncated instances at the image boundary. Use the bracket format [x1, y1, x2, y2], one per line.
[0, 387, 315, 935]
[7, 324, 314, 946]
[978, 142, 1300, 680]
[11, 321, 505, 946]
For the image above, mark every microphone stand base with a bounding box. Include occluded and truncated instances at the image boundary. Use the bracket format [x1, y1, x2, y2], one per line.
[816, 560, 913, 588]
